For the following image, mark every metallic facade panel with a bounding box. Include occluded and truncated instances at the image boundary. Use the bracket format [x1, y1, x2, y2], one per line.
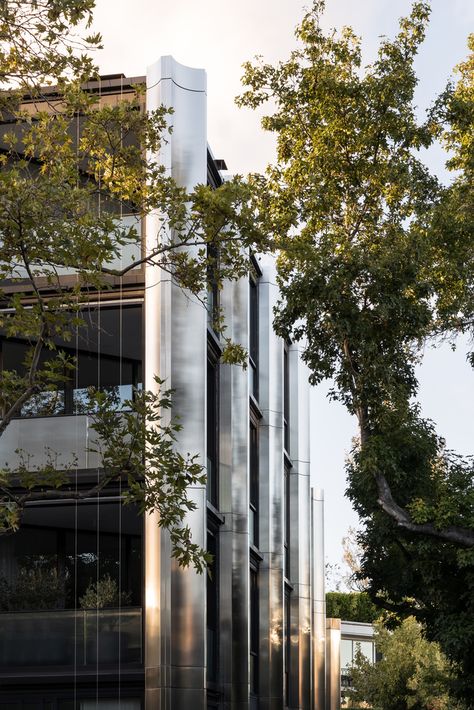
[142, 57, 322, 710]
[257, 261, 284, 709]
[287, 344, 312, 710]
[145, 56, 207, 710]
[312, 489, 326, 710]
[325, 619, 341, 710]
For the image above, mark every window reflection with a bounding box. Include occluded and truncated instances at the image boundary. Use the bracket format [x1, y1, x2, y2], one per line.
[1, 305, 142, 417]
[0, 500, 142, 611]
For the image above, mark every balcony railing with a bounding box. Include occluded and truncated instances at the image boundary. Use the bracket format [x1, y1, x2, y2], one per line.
[0, 607, 142, 668]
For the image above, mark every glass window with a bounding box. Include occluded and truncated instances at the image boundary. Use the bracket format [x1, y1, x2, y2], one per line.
[207, 245, 219, 333]
[284, 588, 291, 706]
[0, 499, 142, 611]
[1, 305, 142, 417]
[249, 421, 259, 547]
[354, 640, 374, 663]
[206, 528, 219, 682]
[80, 702, 141, 710]
[250, 566, 259, 696]
[284, 466, 290, 578]
[341, 639, 353, 670]
[249, 277, 258, 400]
[283, 345, 290, 453]
[206, 356, 219, 506]
[0, 499, 143, 669]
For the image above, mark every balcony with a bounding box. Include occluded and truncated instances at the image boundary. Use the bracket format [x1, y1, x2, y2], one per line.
[4, 215, 142, 281]
[0, 607, 142, 669]
[0, 414, 101, 471]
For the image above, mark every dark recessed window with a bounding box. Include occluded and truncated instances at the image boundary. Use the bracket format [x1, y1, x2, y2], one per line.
[284, 587, 291, 706]
[206, 354, 219, 506]
[249, 276, 259, 401]
[207, 244, 219, 334]
[206, 527, 219, 683]
[283, 344, 290, 454]
[284, 466, 290, 579]
[249, 420, 259, 548]
[250, 565, 259, 697]
[0, 498, 143, 669]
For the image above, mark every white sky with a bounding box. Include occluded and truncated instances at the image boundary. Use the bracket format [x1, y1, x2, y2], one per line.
[91, 0, 474, 569]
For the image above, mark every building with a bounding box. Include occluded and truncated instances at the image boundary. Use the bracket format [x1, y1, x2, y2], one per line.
[325, 619, 376, 710]
[0, 58, 326, 709]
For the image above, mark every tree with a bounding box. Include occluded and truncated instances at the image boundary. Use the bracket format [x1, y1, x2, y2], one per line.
[348, 617, 463, 710]
[326, 591, 378, 624]
[0, 1, 265, 570]
[238, 1, 474, 700]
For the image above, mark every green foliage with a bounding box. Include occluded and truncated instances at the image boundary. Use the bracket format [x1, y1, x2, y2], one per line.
[0, 0, 100, 112]
[238, 2, 474, 702]
[326, 592, 379, 623]
[0, 567, 66, 611]
[0, 1, 266, 573]
[79, 574, 131, 610]
[348, 617, 464, 710]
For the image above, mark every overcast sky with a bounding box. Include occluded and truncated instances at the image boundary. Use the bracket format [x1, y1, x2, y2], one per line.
[91, 0, 474, 571]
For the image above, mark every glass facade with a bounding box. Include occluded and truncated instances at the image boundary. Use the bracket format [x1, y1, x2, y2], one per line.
[1, 305, 142, 416]
[249, 276, 259, 400]
[249, 565, 259, 698]
[283, 344, 290, 454]
[284, 588, 291, 707]
[206, 527, 219, 683]
[0, 498, 143, 669]
[0, 699, 142, 710]
[341, 636, 376, 703]
[249, 420, 259, 548]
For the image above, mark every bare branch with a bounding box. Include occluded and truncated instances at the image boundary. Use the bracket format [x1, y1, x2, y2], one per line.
[374, 470, 474, 547]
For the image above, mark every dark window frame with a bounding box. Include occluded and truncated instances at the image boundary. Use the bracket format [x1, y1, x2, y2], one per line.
[284, 584, 292, 707]
[249, 413, 259, 549]
[206, 520, 220, 685]
[206, 334, 221, 507]
[284, 464, 291, 580]
[249, 557, 260, 698]
[283, 342, 290, 454]
[249, 272, 259, 402]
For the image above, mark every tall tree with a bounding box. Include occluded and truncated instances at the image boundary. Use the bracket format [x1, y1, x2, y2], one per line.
[0, 1, 265, 571]
[348, 617, 463, 710]
[238, 1, 474, 699]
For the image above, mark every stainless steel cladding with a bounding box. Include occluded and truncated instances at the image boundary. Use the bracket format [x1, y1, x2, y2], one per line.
[143, 57, 327, 710]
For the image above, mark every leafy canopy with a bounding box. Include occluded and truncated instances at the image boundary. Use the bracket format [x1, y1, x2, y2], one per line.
[238, 1, 474, 700]
[348, 617, 464, 710]
[0, 1, 266, 571]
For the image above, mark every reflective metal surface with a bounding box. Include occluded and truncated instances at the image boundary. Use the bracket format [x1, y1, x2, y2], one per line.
[312, 488, 326, 710]
[325, 618, 341, 710]
[145, 56, 207, 710]
[143, 59, 321, 710]
[287, 343, 312, 710]
[221, 272, 251, 709]
[257, 259, 284, 709]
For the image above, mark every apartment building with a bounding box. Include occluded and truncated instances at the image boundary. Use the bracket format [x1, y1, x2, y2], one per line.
[0, 57, 325, 710]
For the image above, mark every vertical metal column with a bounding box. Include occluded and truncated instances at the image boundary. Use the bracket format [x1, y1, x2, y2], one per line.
[257, 257, 284, 710]
[288, 344, 312, 709]
[325, 619, 341, 710]
[145, 56, 208, 710]
[311, 489, 326, 710]
[220, 272, 251, 710]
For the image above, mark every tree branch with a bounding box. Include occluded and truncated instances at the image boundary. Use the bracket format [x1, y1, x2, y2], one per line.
[374, 470, 474, 547]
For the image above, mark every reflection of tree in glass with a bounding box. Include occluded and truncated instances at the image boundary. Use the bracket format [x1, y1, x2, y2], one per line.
[0, 568, 66, 611]
[79, 574, 131, 609]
